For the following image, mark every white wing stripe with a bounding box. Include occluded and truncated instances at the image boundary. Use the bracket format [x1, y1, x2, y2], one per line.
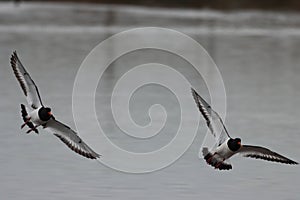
[45, 119, 100, 159]
[239, 145, 298, 165]
[191, 88, 230, 145]
[10, 51, 43, 109]
[54, 134, 98, 159]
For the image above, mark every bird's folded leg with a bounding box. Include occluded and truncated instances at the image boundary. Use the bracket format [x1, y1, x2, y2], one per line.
[21, 117, 31, 129]
[26, 125, 40, 134]
[205, 152, 216, 164]
[215, 162, 222, 169]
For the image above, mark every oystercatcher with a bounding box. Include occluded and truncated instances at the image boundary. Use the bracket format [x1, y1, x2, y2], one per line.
[11, 51, 100, 159]
[191, 88, 298, 170]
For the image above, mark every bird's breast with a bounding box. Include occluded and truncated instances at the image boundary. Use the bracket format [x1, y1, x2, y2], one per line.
[29, 107, 44, 125]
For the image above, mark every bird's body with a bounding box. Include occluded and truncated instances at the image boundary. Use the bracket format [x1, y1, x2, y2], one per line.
[28, 107, 40, 124]
[202, 138, 241, 170]
[11, 51, 100, 159]
[191, 88, 298, 170]
[214, 138, 235, 160]
[28, 106, 49, 125]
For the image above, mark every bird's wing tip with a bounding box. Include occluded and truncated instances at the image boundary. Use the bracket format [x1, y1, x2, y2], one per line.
[10, 51, 19, 65]
[289, 160, 298, 165]
[11, 50, 18, 58]
[191, 87, 197, 95]
[191, 88, 199, 102]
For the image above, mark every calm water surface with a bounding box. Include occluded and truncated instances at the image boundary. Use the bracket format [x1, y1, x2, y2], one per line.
[0, 2, 299, 200]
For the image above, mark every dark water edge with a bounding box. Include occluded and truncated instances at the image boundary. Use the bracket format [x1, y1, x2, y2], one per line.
[12, 0, 300, 11]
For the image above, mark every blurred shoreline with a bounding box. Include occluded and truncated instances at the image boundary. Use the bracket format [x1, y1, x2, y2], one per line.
[17, 0, 300, 11]
[2, 1, 300, 33]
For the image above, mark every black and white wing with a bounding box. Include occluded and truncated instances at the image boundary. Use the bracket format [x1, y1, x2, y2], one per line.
[239, 145, 298, 165]
[191, 88, 230, 145]
[44, 119, 100, 159]
[10, 51, 43, 109]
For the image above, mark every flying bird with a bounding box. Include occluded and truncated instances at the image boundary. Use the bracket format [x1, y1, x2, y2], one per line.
[11, 51, 100, 159]
[191, 88, 298, 170]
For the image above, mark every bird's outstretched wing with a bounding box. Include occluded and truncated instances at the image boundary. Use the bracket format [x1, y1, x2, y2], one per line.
[191, 88, 230, 145]
[239, 145, 298, 165]
[44, 119, 100, 159]
[10, 51, 43, 109]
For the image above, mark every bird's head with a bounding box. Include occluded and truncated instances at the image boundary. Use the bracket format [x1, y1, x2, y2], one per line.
[228, 138, 242, 151]
[39, 107, 53, 121]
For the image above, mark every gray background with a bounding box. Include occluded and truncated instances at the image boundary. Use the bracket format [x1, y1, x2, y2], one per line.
[0, 2, 299, 200]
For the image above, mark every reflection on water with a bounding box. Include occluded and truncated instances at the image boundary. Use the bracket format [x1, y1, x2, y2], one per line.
[0, 2, 299, 200]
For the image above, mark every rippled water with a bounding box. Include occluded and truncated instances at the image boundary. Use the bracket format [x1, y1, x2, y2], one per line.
[0, 2, 299, 200]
